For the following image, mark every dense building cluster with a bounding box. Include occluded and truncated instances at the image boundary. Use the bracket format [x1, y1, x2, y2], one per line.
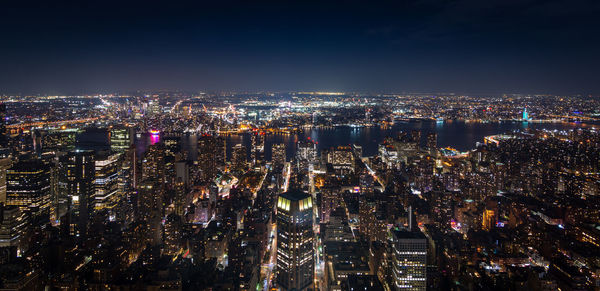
[0, 92, 598, 290]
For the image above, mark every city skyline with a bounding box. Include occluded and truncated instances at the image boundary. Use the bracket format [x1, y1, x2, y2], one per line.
[1, 1, 600, 290]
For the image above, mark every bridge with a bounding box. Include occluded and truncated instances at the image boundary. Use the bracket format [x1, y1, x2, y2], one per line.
[6, 117, 102, 129]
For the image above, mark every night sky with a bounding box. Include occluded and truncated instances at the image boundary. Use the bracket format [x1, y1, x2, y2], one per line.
[1, 0, 599, 95]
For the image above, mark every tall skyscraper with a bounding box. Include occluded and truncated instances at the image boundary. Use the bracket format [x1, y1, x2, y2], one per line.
[59, 150, 95, 237]
[251, 132, 265, 165]
[231, 143, 246, 172]
[276, 189, 314, 290]
[110, 125, 133, 153]
[296, 140, 316, 172]
[271, 143, 286, 166]
[94, 152, 120, 215]
[6, 159, 51, 224]
[426, 133, 437, 156]
[0, 205, 28, 250]
[0, 156, 13, 204]
[359, 195, 377, 241]
[142, 144, 165, 185]
[391, 229, 427, 291]
[138, 180, 163, 245]
[198, 135, 218, 182]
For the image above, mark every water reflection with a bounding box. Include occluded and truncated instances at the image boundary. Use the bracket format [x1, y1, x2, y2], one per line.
[135, 121, 593, 159]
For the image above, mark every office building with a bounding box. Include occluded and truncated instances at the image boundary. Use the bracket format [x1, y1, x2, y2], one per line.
[272, 143, 286, 166]
[142, 144, 165, 185]
[94, 152, 120, 214]
[6, 159, 51, 223]
[59, 150, 95, 237]
[0, 157, 12, 204]
[231, 143, 246, 172]
[0, 205, 28, 250]
[327, 146, 355, 173]
[110, 126, 133, 153]
[391, 229, 427, 291]
[138, 180, 163, 245]
[198, 135, 218, 182]
[276, 190, 314, 290]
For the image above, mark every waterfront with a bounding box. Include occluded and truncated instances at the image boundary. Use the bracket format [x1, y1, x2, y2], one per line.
[138, 120, 596, 160]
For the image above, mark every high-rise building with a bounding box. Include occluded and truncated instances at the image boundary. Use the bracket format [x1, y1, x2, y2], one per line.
[296, 140, 316, 172]
[93, 152, 120, 214]
[198, 135, 218, 182]
[138, 180, 163, 245]
[271, 143, 286, 166]
[231, 143, 246, 172]
[391, 229, 427, 291]
[426, 133, 437, 156]
[251, 132, 265, 165]
[276, 189, 314, 290]
[327, 146, 355, 173]
[110, 126, 133, 153]
[0, 205, 28, 250]
[6, 159, 51, 223]
[142, 144, 165, 185]
[320, 187, 342, 224]
[0, 156, 13, 204]
[173, 177, 186, 216]
[359, 195, 377, 241]
[163, 213, 183, 255]
[59, 150, 95, 237]
[522, 107, 529, 121]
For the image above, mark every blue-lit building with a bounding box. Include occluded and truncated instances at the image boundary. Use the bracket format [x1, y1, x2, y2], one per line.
[522, 108, 530, 121]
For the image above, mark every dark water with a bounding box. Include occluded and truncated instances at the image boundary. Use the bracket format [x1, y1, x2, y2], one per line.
[136, 120, 596, 159]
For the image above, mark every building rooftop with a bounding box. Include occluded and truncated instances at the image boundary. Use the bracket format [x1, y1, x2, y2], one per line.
[391, 229, 426, 240]
[280, 189, 310, 201]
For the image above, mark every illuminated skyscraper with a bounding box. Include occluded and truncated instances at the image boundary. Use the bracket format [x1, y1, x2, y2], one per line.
[0, 156, 13, 204]
[359, 195, 377, 240]
[276, 190, 314, 290]
[426, 133, 437, 156]
[231, 143, 246, 172]
[142, 144, 165, 185]
[138, 180, 163, 245]
[198, 135, 218, 182]
[296, 140, 316, 172]
[272, 143, 286, 166]
[163, 213, 183, 255]
[93, 152, 120, 214]
[0, 205, 27, 250]
[110, 126, 133, 153]
[251, 132, 265, 165]
[59, 150, 95, 237]
[327, 146, 355, 173]
[6, 159, 51, 223]
[522, 107, 529, 121]
[391, 229, 427, 291]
